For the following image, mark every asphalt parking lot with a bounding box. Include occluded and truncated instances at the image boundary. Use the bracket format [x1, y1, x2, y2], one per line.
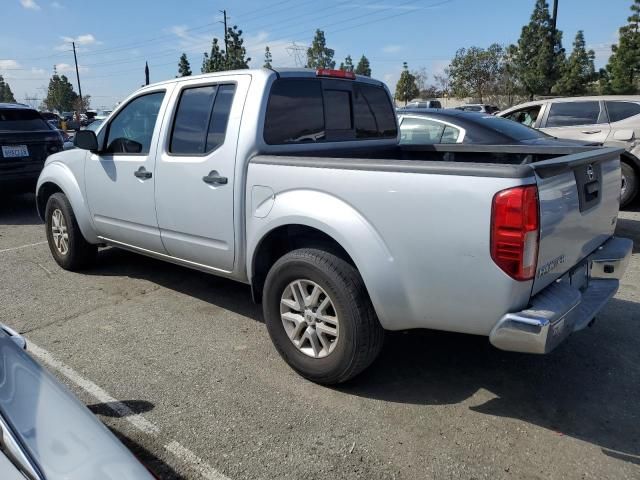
[1, 192, 639, 480]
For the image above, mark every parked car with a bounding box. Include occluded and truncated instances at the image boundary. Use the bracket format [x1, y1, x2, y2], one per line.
[454, 103, 500, 114]
[94, 109, 113, 120]
[399, 100, 442, 110]
[40, 112, 61, 129]
[397, 109, 595, 146]
[36, 68, 632, 384]
[0, 324, 154, 479]
[498, 96, 640, 206]
[0, 103, 63, 193]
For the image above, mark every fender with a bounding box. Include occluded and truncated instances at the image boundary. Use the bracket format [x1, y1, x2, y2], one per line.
[246, 189, 411, 330]
[36, 158, 99, 244]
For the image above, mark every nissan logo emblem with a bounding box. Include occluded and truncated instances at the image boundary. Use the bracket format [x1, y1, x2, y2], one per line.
[586, 164, 595, 181]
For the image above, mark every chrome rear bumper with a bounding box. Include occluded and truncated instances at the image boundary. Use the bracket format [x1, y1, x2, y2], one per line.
[489, 236, 633, 354]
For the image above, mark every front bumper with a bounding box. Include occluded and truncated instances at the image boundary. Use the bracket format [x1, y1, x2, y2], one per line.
[489, 236, 633, 354]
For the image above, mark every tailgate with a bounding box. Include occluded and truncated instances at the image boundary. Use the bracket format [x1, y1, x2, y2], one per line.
[531, 147, 624, 295]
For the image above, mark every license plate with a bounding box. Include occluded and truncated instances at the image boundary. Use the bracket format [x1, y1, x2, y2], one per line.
[1, 145, 29, 158]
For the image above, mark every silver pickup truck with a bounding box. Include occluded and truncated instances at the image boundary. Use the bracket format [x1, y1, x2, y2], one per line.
[36, 68, 633, 384]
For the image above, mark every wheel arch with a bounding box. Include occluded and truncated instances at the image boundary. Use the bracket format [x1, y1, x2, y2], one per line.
[247, 190, 409, 330]
[36, 162, 99, 244]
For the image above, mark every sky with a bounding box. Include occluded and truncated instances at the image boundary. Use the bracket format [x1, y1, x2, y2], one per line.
[0, 0, 632, 110]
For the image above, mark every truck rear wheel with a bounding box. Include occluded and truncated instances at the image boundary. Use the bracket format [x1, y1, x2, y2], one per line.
[45, 192, 97, 271]
[621, 162, 638, 208]
[262, 248, 384, 384]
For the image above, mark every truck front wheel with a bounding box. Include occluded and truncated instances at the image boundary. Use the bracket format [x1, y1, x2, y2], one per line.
[262, 248, 384, 384]
[45, 192, 97, 271]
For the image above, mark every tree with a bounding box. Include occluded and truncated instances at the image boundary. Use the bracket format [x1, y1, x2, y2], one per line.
[306, 29, 335, 69]
[433, 68, 451, 97]
[263, 46, 273, 68]
[201, 25, 250, 73]
[339, 54, 354, 72]
[42, 70, 78, 112]
[225, 25, 251, 69]
[355, 54, 371, 77]
[554, 31, 596, 95]
[202, 38, 225, 73]
[510, 0, 565, 97]
[178, 53, 192, 77]
[448, 44, 504, 101]
[72, 94, 91, 112]
[0, 75, 16, 103]
[395, 62, 419, 105]
[604, 0, 640, 94]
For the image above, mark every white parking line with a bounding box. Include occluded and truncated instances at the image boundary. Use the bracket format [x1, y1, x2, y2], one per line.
[28, 341, 230, 480]
[165, 442, 231, 480]
[0, 241, 47, 254]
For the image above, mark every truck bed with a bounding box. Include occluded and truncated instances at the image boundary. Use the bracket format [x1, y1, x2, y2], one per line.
[247, 145, 624, 336]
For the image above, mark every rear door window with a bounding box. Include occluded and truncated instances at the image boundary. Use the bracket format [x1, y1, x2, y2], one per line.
[0, 109, 50, 131]
[606, 101, 640, 123]
[170, 84, 236, 155]
[264, 79, 397, 144]
[399, 117, 445, 144]
[546, 101, 603, 127]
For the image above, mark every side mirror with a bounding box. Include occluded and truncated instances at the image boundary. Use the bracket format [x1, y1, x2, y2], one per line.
[74, 130, 99, 152]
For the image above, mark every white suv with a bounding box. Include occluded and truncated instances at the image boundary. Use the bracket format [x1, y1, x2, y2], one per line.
[499, 96, 640, 207]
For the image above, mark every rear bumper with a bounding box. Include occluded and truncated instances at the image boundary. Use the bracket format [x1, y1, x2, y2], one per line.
[489, 236, 633, 354]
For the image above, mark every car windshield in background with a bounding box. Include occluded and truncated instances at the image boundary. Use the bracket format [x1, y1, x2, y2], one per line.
[476, 114, 549, 140]
[0, 109, 50, 131]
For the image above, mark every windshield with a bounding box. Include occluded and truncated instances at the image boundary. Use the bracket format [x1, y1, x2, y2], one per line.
[0, 109, 51, 131]
[476, 115, 549, 141]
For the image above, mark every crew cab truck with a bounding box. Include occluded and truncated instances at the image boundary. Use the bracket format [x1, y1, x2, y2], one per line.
[36, 68, 633, 384]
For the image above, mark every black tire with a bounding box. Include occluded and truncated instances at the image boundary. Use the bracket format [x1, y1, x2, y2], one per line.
[263, 248, 384, 384]
[45, 192, 97, 270]
[621, 162, 638, 208]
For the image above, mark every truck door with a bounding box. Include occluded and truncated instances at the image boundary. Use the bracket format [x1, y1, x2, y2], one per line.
[85, 88, 170, 252]
[154, 74, 249, 272]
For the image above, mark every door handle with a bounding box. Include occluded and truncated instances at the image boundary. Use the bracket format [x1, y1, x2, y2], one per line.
[581, 130, 601, 134]
[134, 166, 152, 179]
[202, 170, 228, 185]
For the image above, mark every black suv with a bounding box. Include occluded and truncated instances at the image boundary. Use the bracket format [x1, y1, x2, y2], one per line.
[0, 103, 63, 193]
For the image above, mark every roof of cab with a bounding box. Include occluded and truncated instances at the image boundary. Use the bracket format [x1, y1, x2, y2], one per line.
[136, 67, 385, 92]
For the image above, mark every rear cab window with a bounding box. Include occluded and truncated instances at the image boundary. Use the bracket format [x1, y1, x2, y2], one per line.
[263, 78, 397, 145]
[0, 108, 51, 131]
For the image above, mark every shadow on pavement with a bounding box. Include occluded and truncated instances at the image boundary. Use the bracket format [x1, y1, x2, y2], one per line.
[337, 296, 640, 463]
[616, 216, 640, 253]
[88, 399, 155, 418]
[84, 247, 263, 322]
[0, 192, 42, 226]
[106, 426, 186, 480]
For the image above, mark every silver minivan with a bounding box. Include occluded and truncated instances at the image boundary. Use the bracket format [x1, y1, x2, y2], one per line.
[499, 96, 640, 207]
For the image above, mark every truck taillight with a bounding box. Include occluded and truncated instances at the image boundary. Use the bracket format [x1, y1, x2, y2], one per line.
[490, 185, 539, 281]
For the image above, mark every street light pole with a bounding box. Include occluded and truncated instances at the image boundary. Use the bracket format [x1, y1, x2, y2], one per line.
[71, 41, 83, 112]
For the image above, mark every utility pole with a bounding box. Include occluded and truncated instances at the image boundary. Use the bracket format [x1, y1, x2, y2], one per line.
[220, 9, 228, 63]
[551, 0, 558, 36]
[71, 41, 83, 112]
